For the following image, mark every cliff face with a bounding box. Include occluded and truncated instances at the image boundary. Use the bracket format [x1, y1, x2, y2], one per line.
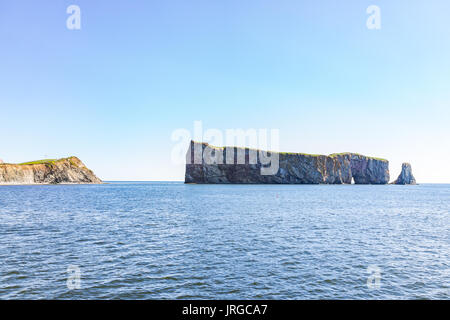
[0, 157, 102, 185]
[185, 141, 389, 184]
[393, 163, 416, 185]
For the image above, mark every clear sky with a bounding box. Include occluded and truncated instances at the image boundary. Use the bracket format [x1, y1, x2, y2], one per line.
[1, 0, 449, 182]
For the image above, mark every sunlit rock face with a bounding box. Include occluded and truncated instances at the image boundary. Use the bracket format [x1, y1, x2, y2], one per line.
[0, 157, 102, 185]
[185, 141, 390, 184]
[393, 163, 417, 185]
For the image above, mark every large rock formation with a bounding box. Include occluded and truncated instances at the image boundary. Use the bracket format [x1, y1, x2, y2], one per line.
[393, 163, 416, 185]
[0, 157, 102, 185]
[185, 141, 390, 184]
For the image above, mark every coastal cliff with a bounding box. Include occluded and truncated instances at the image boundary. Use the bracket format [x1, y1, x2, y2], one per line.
[185, 141, 390, 184]
[0, 157, 102, 185]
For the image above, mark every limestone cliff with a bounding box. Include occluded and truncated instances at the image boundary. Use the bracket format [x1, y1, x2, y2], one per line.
[185, 141, 390, 184]
[0, 157, 102, 185]
[393, 163, 416, 185]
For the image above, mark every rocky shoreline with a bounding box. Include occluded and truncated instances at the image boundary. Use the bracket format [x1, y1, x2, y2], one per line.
[0, 157, 102, 185]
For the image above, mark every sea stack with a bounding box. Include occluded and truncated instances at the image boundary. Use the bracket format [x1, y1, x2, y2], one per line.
[185, 141, 390, 184]
[393, 163, 417, 185]
[0, 156, 102, 185]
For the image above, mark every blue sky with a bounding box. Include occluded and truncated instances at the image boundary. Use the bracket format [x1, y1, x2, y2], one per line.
[1, 0, 449, 182]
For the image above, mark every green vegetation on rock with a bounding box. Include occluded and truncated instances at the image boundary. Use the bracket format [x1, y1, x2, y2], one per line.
[13, 157, 77, 166]
[18, 159, 58, 165]
[329, 152, 388, 162]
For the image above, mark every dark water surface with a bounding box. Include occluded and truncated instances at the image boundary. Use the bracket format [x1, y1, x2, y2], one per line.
[0, 182, 448, 299]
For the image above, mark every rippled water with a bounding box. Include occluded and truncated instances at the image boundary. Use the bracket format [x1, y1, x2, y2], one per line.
[0, 182, 448, 299]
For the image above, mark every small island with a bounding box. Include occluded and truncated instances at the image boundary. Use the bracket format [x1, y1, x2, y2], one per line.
[393, 163, 417, 185]
[0, 157, 102, 185]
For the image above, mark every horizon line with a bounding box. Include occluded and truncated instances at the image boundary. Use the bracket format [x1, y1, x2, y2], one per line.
[102, 180, 450, 184]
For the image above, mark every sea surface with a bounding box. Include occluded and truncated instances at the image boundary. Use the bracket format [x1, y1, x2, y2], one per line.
[0, 182, 448, 299]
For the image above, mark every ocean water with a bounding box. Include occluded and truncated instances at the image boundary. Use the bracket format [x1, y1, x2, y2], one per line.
[0, 182, 448, 299]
